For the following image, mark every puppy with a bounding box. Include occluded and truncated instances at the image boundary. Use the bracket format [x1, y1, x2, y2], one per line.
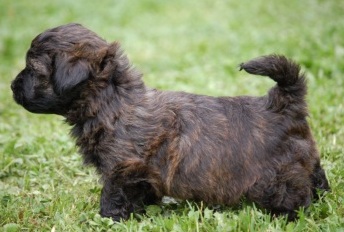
[11, 23, 329, 221]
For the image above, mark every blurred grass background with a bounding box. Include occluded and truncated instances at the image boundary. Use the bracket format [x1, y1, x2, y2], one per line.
[1, 0, 343, 231]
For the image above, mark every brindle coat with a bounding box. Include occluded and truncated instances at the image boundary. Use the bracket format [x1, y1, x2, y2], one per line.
[11, 23, 329, 221]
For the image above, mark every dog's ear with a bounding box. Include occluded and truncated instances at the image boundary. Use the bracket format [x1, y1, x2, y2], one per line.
[98, 42, 121, 74]
[98, 42, 136, 86]
[53, 53, 90, 95]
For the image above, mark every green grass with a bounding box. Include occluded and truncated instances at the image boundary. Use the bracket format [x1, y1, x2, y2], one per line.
[1, 0, 344, 231]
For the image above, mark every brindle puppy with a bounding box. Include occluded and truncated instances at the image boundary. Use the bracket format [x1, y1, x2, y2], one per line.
[11, 23, 329, 221]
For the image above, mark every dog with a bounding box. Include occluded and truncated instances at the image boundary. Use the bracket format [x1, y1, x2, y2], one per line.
[11, 23, 329, 221]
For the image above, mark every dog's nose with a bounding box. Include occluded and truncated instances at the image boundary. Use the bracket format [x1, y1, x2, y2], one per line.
[11, 79, 21, 92]
[11, 79, 25, 105]
[10, 81, 15, 91]
[11, 76, 23, 92]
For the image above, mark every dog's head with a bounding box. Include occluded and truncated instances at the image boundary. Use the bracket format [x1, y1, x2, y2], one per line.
[11, 23, 123, 115]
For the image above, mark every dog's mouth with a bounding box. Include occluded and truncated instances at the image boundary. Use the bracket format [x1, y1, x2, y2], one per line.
[12, 90, 33, 112]
[12, 93, 50, 114]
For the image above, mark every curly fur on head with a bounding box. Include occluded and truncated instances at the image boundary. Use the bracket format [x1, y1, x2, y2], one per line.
[11, 23, 329, 221]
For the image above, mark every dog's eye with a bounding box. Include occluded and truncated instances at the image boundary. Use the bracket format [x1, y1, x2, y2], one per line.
[27, 61, 50, 77]
[24, 65, 49, 85]
[33, 62, 44, 72]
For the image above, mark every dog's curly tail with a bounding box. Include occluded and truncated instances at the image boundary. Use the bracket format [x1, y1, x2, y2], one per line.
[239, 54, 307, 116]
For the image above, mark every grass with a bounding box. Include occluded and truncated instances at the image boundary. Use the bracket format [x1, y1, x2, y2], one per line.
[1, 0, 343, 231]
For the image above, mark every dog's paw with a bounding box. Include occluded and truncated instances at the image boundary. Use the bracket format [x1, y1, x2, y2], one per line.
[100, 207, 132, 222]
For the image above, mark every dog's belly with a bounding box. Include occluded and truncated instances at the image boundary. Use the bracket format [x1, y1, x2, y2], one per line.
[165, 151, 260, 205]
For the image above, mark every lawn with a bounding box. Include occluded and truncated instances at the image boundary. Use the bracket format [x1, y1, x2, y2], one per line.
[1, 0, 343, 231]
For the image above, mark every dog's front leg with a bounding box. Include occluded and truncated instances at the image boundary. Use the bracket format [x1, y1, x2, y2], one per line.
[99, 159, 161, 221]
[99, 177, 134, 222]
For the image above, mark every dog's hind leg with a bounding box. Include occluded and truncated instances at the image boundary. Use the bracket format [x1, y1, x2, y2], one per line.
[310, 162, 330, 199]
[247, 162, 313, 221]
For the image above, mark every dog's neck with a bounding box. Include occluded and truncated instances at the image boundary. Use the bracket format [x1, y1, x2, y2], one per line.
[64, 68, 146, 172]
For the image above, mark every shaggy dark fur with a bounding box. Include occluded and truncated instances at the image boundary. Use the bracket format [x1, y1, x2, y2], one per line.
[11, 23, 329, 221]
